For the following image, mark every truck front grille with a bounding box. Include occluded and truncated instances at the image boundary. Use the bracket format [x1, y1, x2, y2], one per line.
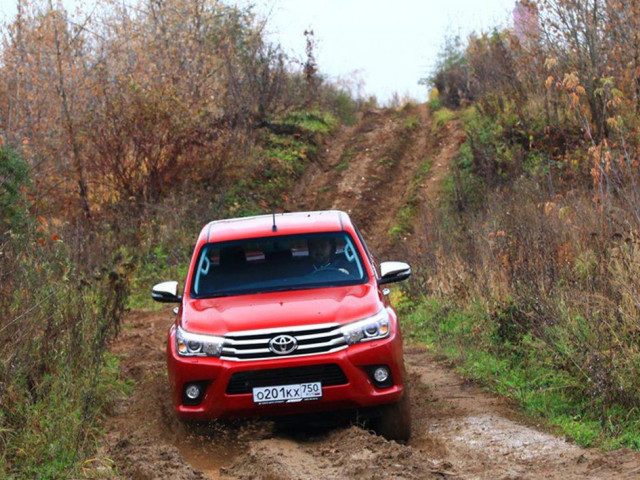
[226, 364, 348, 394]
[220, 323, 348, 361]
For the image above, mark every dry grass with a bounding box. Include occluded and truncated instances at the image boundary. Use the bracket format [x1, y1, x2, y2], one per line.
[425, 176, 640, 423]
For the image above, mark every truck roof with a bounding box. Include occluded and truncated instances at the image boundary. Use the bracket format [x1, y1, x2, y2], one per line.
[197, 210, 353, 244]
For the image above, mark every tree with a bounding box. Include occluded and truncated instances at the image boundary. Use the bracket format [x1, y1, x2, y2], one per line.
[537, 0, 610, 139]
[1, 0, 93, 220]
[421, 35, 473, 108]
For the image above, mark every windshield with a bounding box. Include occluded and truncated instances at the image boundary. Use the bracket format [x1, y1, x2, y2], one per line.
[190, 232, 368, 298]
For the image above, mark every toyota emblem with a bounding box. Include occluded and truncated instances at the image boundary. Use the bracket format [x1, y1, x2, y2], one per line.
[269, 334, 298, 355]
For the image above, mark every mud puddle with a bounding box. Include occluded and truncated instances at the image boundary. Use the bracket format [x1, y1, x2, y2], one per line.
[175, 433, 238, 479]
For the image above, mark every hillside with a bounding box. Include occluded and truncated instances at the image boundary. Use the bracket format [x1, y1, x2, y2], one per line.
[5, 1, 640, 478]
[98, 106, 640, 480]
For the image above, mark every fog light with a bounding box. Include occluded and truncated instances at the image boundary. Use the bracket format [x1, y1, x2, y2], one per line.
[182, 381, 207, 406]
[185, 384, 201, 400]
[374, 367, 390, 383]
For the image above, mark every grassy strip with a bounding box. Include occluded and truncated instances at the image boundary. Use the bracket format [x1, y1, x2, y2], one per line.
[389, 160, 432, 240]
[431, 107, 456, 135]
[398, 293, 640, 449]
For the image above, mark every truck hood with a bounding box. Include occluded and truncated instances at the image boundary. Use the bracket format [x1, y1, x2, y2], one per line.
[181, 284, 382, 335]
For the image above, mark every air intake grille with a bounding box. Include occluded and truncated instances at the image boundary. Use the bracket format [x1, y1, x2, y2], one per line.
[226, 364, 348, 395]
[220, 323, 347, 361]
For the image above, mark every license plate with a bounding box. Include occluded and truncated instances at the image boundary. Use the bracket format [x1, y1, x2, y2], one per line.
[252, 382, 322, 405]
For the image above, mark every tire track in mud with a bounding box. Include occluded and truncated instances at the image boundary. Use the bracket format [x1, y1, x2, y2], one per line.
[287, 105, 435, 258]
[101, 312, 640, 480]
[101, 107, 640, 479]
[405, 348, 612, 479]
[100, 312, 450, 480]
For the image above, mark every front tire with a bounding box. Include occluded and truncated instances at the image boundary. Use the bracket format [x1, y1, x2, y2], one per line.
[372, 388, 411, 443]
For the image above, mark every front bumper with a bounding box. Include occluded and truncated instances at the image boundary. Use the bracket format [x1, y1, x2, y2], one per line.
[166, 324, 406, 420]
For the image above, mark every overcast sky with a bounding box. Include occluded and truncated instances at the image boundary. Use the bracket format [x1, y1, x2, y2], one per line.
[241, 0, 515, 103]
[0, 0, 516, 103]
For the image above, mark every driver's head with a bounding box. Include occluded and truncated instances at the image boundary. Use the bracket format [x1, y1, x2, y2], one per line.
[308, 238, 334, 266]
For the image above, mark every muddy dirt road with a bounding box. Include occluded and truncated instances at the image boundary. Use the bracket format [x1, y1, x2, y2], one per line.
[101, 106, 640, 479]
[103, 311, 640, 479]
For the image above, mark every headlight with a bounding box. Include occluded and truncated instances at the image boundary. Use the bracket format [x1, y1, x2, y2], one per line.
[340, 309, 391, 345]
[176, 326, 223, 357]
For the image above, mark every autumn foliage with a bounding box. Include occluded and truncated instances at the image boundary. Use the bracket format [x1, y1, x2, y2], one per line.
[423, 0, 640, 445]
[2, 0, 292, 217]
[0, 1, 348, 476]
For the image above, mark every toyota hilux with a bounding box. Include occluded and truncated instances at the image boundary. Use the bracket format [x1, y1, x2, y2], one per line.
[151, 210, 412, 440]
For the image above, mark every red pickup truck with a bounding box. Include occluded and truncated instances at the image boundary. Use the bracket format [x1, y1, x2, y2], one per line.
[152, 210, 412, 441]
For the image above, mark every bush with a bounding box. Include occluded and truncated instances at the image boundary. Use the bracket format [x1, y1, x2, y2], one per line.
[0, 202, 132, 477]
[411, 2, 640, 450]
[422, 35, 472, 108]
[0, 146, 29, 232]
[417, 175, 640, 448]
[428, 88, 442, 111]
[326, 90, 358, 126]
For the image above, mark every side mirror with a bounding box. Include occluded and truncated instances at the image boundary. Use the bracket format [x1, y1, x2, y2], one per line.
[378, 261, 411, 285]
[151, 281, 182, 303]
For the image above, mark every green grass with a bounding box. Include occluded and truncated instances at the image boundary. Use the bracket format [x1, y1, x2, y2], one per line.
[336, 160, 349, 171]
[401, 296, 640, 450]
[281, 109, 338, 135]
[428, 97, 442, 111]
[432, 108, 456, 134]
[403, 114, 421, 130]
[389, 160, 432, 240]
[378, 156, 395, 167]
[2, 349, 132, 478]
[336, 145, 356, 171]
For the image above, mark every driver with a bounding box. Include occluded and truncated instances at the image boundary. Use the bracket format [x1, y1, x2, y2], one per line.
[308, 238, 350, 275]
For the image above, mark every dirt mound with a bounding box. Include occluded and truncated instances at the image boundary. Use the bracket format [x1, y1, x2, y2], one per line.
[225, 426, 446, 480]
[107, 435, 207, 480]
